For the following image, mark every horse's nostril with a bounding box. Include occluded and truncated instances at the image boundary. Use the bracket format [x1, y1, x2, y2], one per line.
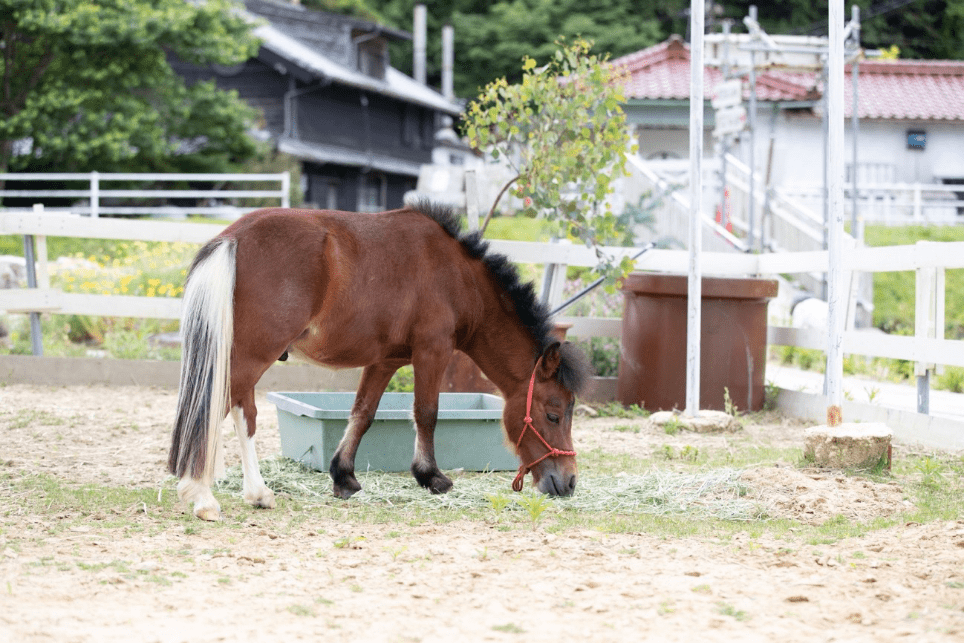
[568, 474, 577, 492]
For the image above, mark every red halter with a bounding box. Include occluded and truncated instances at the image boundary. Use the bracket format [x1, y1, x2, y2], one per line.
[511, 356, 577, 492]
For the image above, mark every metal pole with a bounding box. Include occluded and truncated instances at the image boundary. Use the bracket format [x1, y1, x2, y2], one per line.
[850, 5, 860, 239]
[413, 4, 427, 85]
[686, 0, 705, 417]
[826, 0, 846, 423]
[719, 21, 731, 233]
[821, 63, 829, 301]
[747, 6, 758, 253]
[23, 205, 44, 356]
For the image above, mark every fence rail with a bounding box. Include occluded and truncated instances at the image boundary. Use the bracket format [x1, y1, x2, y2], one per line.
[0, 171, 290, 218]
[3, 208, 964, 416]
[780, 182, 964, 226]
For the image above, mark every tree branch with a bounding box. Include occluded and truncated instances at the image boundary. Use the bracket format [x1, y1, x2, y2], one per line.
[479, 174, 519, 235]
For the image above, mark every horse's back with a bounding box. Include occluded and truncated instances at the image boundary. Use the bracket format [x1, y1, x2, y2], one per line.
[223, 207, 479, 368]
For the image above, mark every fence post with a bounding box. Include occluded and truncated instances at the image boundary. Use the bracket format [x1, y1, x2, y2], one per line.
[281, 171, 291, 208]
[914, 241, 938, 414]
[539, 239, 569, 309]
[90, 171, 99, 218]
[464, 169, 480, 231]
[22, 204, 45, 355]
[913, 183, 922, 223]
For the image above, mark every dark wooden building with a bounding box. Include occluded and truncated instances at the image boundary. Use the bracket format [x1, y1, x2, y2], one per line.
[172, 0, 461, 212]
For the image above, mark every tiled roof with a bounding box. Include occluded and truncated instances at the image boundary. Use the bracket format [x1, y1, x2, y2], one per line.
[613, 36, 964, 120]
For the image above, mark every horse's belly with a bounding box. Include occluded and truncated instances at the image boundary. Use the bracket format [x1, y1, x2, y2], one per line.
[289, 323, 409, 368]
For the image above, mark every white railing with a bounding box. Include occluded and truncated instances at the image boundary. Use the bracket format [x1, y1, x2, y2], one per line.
[625, 155, 746, 253]
[3, 208, 964, 422]
[0, 172, 290, 218]
[779, 182, 964, 226]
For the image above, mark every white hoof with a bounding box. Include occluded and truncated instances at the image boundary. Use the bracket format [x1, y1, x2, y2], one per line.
[194, 504, 223, 522]
[178, 478, 222, 521]
[244, 486, 276, 509]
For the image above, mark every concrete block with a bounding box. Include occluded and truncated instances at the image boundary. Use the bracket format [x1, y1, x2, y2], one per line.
[803, 422, 893, 470]
[650, 410, 741, 433]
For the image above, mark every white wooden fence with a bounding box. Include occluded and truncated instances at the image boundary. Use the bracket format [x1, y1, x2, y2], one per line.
[0, 172, 290, 218]
[780, 182, 964, 226]
[3, 208, 964, 424]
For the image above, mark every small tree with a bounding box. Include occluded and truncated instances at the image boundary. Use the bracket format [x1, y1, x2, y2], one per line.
[463, 38, 637, 281]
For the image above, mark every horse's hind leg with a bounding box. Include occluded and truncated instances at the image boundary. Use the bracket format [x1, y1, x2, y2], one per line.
[329, 362, 400, 499]
[230, 390, 275, 509]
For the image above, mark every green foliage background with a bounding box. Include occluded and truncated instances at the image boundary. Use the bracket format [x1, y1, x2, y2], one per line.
[864, 225, 964, 338]
[0, 0, 262, 175]
[303, 0, 964, 100]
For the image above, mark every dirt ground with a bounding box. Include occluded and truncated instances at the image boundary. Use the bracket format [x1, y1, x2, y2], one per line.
[2, 384, 964, 642]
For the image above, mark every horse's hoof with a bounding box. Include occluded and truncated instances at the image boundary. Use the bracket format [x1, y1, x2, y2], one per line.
[430, 474, 453, 494]
[244, 487, 276, 509]
[333, 477, 361, 499]
[194, 505, 222, 522]
[424, 473, 453, 494]
[412, 465, 453, 494]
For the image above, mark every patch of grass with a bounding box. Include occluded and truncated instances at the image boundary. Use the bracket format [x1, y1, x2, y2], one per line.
[864, 224, 964, 338]
[491, 623, 526, 634]
[287, 604, 316, 617]
[717, 602, 750, 622]
[4, 409, 66, 430]
[593, 402, 649, 419]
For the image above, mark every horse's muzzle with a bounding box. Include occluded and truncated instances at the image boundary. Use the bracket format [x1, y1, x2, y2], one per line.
[538, 471, 577, 497]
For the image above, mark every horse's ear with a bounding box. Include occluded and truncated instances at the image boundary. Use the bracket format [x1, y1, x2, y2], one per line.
[537, 342, 562, 380]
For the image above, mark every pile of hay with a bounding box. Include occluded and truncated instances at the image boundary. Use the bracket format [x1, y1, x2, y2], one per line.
[217, 458, 768, 521]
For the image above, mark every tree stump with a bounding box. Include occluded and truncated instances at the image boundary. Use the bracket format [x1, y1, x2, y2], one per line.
[803, 423, 893, 470]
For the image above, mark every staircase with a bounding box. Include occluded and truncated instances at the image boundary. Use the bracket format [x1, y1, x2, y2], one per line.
[625, 153, 874, 325]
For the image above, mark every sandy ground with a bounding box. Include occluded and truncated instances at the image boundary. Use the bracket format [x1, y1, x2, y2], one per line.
[2, 384, 964, 642]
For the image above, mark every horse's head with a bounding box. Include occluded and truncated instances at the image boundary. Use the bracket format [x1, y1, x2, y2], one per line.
[504, 341, 592, 497]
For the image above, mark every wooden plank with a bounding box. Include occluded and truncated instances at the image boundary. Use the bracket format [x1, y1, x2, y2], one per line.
[0, 212, 222, 244]
[776, 388, 964, 451]
[0, 288, 62, 313]
[767, 325, 826, 351]
[757, 250, 828, 275]
[843, 332, 964, 368]
[0, 289, 182, 319]
[556, 316, 622, 339]
[0, 354, 361, 391]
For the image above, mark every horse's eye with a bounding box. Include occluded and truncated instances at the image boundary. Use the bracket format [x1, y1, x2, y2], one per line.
[546, 413, 560, 424]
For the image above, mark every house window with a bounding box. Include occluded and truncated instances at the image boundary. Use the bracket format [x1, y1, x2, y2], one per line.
[402, 105, 422, 148]
[357, 173, 387, 212]
[354, 32, 387, 79]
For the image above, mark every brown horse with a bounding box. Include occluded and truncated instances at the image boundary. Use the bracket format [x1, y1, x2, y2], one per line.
[167, 201, 592, 520]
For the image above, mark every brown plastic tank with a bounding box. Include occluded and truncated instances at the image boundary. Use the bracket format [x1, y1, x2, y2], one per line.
[617, 273, 779, 413]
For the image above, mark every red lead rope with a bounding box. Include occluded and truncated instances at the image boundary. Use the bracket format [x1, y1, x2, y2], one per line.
[511, 356, 577, 492]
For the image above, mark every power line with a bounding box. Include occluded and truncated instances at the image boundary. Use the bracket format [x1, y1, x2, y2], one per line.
[791, 0, 923, 35]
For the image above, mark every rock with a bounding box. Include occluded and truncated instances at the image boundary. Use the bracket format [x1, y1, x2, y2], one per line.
[0, 255, 26, 289]
[575, 404, 598, 418]
[650, 410, 741, 433]
[803, 422, 892, 470]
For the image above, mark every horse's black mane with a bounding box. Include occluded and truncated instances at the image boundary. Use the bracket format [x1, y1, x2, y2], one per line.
[409, 200, 592, 395]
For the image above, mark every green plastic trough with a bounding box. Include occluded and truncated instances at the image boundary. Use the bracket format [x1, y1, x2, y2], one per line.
[268, 392, 518, 472]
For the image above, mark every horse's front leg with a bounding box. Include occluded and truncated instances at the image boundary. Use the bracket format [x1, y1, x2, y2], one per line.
[410, 346, 453, 494]
[329, 362, 400, 499]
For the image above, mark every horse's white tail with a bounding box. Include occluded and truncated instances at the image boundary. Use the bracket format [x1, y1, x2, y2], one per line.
[168, 238, 237, 487]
